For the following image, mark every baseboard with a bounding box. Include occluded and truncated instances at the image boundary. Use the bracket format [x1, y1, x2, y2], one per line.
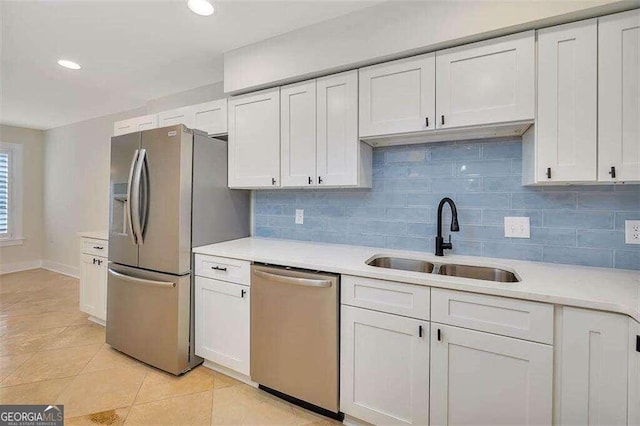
[0, 259, 43, 275]
[202, 360, 257, 387]
[42, 260, 80, 279]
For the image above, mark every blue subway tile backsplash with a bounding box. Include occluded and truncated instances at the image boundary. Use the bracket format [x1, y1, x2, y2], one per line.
[253, 137, 640, 271]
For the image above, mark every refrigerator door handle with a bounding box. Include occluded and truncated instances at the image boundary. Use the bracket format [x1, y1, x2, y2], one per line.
[108, 268, 176, 288]
[253, 270, 332, 288]
[126, 149, 140, 245]
[139, 151, 149, 239]
[131, 149, 146, 245]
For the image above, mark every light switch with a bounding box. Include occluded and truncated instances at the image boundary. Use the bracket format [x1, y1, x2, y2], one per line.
[504, 217, 530, 238]
[625, 220, 640, 244]
[295, 209, 304, 225]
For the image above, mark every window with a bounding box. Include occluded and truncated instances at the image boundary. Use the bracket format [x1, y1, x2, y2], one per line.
[0, 142, 23, 246]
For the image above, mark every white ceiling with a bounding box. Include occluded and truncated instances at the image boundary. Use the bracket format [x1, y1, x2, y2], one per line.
[0, 0, 377, 130]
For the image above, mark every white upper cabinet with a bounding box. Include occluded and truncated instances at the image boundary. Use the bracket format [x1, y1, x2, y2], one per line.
[113, 114, 158, 136]
[280, 80, 317, 187]
[317, 71, 369, 187]
[430, 323, 553, 426]
[555, 307, 629, 426]
[228, 88, 280, 189]
[598, 9, 640, 183]
[435, 31, 535, 129]
[537, 19, 598, 183]
[192, 99, 228, 136]
[359, 53, 435, 138]
[158, 99, 228, 136]
[158, 106, 194, 129]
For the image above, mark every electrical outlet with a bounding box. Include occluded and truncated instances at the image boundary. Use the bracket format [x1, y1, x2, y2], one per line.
[295, 209, 304, 225]
[504, 217, 530, 238]
[625, 220, 640, 244]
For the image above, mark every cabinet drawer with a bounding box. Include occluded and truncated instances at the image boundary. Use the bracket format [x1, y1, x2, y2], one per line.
[81, 238, 109, 257]
[342, 275, 430, 320]
[194, 254, 250, 285]
[431, 289, 553, 344]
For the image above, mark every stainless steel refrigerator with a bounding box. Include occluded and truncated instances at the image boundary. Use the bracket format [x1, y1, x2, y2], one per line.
[106, 125, 250, 375]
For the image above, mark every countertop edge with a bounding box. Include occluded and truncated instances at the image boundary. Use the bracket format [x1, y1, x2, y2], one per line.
[193, 238, 640, 323]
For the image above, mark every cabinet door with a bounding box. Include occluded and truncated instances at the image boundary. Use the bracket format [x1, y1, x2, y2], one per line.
[158, 106, 194, 129]
[317, 70, 361, 186]
[556, 307, 629, 426]
[630, 319, 640, 426]
[436, 31, 534, 129]
[281, 80, 317, 187]
[598, 9, 640, 182]
[96, 257, 107, 321]
[113, 114, 158, 136]
[430, 324, 552, 426]
[195, 276, 250, 375]
[228, 88, 280, 188]
[192, 99, 227, 136]
[340, 306, 429, 425]
[79, 253, 101, 317]
[537, 19, 597, 183]
[359, 54, 435, 138]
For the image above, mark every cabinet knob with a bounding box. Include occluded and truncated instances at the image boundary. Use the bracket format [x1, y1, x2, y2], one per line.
[609, 166, 616, 179]
[546, 167, 552, 179]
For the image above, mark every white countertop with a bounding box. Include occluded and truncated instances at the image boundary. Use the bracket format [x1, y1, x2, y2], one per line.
[194, 237, 640, 322]
[78, 230, 109, 240]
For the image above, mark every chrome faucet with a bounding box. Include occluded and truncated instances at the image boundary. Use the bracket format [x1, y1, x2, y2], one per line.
[435, 197, 460, 256]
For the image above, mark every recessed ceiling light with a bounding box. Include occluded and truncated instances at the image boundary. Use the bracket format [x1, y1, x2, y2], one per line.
[57, 59, 81, 70]
[187, 0, 214, 16]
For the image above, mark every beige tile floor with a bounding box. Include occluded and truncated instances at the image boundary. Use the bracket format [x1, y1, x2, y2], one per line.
[0, 269, 340, 425]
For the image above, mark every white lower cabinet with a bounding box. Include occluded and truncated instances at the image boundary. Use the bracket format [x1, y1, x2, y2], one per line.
[630, 319, 640, 426]
[195, 276, 250, 376]
[340, 305, 429, 425]
[430, 323, 553, 426]
[79, 253, 107, 322]
[555, 307, 629, 426]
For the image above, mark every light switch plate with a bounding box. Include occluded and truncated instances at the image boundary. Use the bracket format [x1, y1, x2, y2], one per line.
[295, 209, 304, 225]
[504, 217, 530, 238]
[625, 220, 640, 244]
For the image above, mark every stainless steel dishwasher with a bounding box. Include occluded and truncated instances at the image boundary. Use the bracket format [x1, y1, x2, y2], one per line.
[251, 264, 341, 419]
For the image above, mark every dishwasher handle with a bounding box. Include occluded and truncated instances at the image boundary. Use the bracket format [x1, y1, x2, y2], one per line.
[253, 270, 332, 288]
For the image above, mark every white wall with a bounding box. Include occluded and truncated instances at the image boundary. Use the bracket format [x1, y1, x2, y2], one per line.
[42, 82, 225, 274]
[0, 125, 45, 273]
[223, 0, 636, 93]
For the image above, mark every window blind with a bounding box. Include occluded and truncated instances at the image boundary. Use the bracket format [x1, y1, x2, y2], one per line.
[0, 149, 9, 236]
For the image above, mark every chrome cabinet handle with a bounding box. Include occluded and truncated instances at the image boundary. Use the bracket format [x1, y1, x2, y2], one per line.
[108, 269, 176, 288]
[126, 149, 139, 245]
[253, 270, 332, 288]
[131, 149, 146, 244]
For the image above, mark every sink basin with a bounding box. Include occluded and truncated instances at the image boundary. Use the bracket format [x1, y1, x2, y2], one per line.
[437, 264, 519, 283]
[367, 257, 435, 273]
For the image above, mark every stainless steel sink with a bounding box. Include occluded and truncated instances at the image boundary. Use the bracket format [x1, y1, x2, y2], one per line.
[437, 264, 519, 283]
[366, 257, 435, 273]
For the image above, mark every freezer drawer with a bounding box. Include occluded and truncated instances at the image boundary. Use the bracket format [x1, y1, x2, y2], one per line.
[106, 263, 191, 374]
[250, 265, 339, 413]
